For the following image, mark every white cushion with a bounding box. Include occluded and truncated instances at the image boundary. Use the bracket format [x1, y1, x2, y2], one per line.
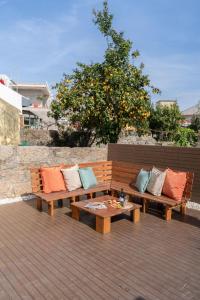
[61, 165, 82, 191]
[147, 167, 166, 196]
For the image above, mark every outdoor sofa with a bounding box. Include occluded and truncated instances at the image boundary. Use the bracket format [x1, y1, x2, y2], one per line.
[30, 160, 194, 221]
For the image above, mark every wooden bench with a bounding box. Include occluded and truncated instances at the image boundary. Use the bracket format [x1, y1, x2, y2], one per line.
[110, 161, 194, 221]
[30, 160, 194, 221]
[30, 161, 112, 216]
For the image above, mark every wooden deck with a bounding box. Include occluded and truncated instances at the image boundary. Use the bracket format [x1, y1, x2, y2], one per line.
[0, 199, 199, 300]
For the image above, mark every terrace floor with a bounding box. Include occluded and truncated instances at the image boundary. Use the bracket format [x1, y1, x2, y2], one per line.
[0, 199, 199, 300]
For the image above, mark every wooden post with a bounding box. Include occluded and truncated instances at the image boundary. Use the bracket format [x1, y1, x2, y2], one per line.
[132, 208, 140, 223]
[87, 193, 93, 199]
[111, 189, 117, 197]
[36, 198, 42, 211]
[180, 203, 186, 215]
[71, 206, 80, 221]
[146, 200, 149, 212]
[111, 189, 115, 197]
[96, 216, 111, 234]
[75, 196, 80, 202]
[71, 196, 76, 202]
[142, 199, 147, 213]
[48, 201, 54, 217]
[165, 206, 172, 221]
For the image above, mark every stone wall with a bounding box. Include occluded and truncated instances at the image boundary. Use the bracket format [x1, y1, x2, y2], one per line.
[0, 146, 107, 202]
[0, 98, 20, 145]
[20, 128, 55, 146]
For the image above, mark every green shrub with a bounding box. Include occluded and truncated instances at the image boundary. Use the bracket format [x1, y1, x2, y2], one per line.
[173, 128, 197, 147]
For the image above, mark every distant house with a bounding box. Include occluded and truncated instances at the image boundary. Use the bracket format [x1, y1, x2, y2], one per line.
[156, 100, 177, 107]
[11, 82, 51, 108]
[10, 82, 54, 129]
[0, 74, 55, 130]
[182, 103, 200, 126]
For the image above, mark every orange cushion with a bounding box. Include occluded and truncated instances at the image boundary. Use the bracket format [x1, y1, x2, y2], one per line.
[40, 165, 66, 194]
[162, 169, 187, 201]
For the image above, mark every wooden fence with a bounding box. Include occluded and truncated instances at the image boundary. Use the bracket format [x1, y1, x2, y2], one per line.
[108, 144, 200, 204]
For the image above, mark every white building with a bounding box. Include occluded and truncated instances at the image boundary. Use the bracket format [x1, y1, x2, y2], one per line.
[156, 100, 177, 107]
[0, 74, 55, 130]
[11, 82, 51, 108]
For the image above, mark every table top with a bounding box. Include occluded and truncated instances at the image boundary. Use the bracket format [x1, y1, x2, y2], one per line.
[71, 195, 141, 218]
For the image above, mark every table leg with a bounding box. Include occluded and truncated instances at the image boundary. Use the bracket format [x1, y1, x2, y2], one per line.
[96, 216, 111, 234]
[72, 206, 80, 221]
[132, 208, 140, 223]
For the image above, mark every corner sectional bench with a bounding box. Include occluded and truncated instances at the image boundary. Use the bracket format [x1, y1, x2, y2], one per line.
[30, 160, 194, 221]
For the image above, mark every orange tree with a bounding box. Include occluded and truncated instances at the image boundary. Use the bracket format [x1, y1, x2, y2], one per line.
[50, 1, 160, 145]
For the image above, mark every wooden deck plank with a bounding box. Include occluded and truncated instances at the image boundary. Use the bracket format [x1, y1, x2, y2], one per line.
[0, 200, 199, 300]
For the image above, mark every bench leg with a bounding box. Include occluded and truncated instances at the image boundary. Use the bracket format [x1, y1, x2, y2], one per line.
[36, 198, 42, 211]
[142, 199, 147, 213]
[87, 193, 93, 199]
[180, 203, 186, 215]
[132, 208, 140, 223]
[165, 206, 172, 221]
[96, 216, 111, 234]
[71, 206, 80, 221]
[71, 196, 76, 202]
[48, 201, 54, 217]
[111, 189, 117, 197]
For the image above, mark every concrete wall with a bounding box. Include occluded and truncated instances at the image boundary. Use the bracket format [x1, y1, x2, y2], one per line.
[0, 146, 107, 203]
[0, 98, 20, 145]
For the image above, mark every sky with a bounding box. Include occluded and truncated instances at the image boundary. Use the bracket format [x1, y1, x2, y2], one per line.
[0, 0, 200, 110]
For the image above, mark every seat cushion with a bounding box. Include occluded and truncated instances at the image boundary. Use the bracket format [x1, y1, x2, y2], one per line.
[162, 169, 187, 201]
[147, 167, 167, 196]
[79, 167, 97, 189]
[135, 169, 151, 193]
[61, 165, 82, 191]
[40, 165, 66, 194]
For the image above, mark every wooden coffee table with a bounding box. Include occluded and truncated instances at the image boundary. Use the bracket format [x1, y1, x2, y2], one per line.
[71, 195, 141, 234]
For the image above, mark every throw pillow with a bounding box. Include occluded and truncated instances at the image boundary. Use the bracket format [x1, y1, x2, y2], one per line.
[162, 168, 187, 201]
[40, 165, 66, 194]
[147, 167, 166, 196]
[61, 165, 82, 191]
[135, 169, 151, 193]
[79, 167, 97, 190]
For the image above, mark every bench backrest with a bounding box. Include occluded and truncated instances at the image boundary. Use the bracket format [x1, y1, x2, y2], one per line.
[30, 160, 194, 202]
[30, 161, 112, 193]
[112, 160, 194, 202]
